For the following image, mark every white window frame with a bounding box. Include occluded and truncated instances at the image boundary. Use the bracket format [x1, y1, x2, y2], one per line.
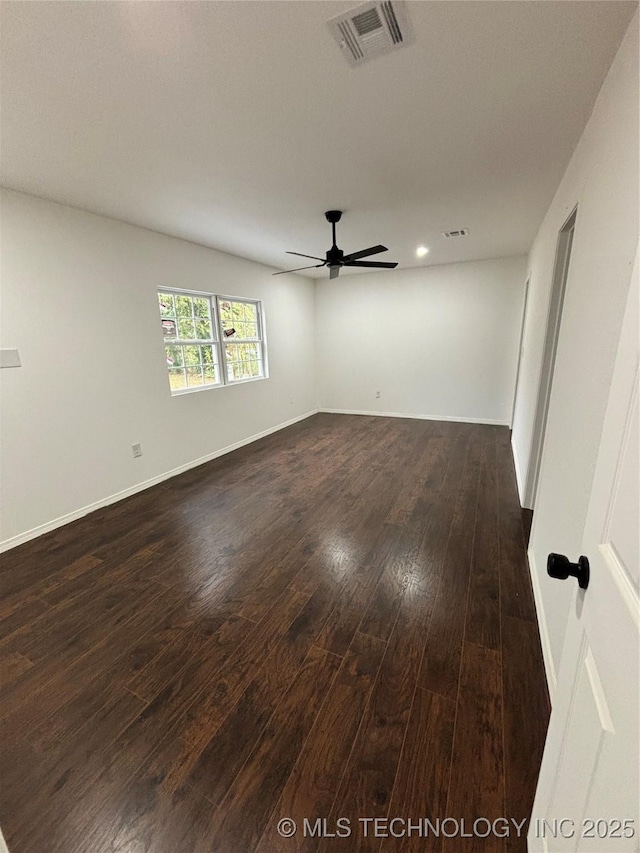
[158, 287, 223, 395]
[216, 294, 268, 386]
[157, 288, 268, 395]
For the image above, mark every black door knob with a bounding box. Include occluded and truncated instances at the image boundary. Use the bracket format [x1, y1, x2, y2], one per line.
[547, 553, 590, 590]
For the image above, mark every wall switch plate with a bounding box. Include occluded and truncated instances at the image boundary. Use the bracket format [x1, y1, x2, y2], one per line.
[0, 349, 21, 368]
[132, 443, 142, 458]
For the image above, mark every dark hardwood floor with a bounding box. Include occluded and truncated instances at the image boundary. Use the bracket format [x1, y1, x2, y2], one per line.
[0, 414, 550, 853]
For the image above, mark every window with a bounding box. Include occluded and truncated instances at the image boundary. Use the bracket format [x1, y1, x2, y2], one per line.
[218, 297, 265, 383]
[158, 291, 221, 393]
[157, 290, 266, 394]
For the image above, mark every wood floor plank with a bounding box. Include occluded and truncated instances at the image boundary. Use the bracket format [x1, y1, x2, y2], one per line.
[502, 615, 550, 851]
[24, 603, 194, 756]
[239, 420, 413, 619]
[1, 687, 148, 846]
[34, 553, 105, 602]
[202, 644, 342, 852]
[0, 651, 33, 689]
[359, 437, 451, 643]
[187, 419, 383, 620]
[3, 584, 174, 742]
[83, 583, 341, 853]
[0, 595, 51, 642]
[7, 612, 255, 852]
[381, 688, 456, 853]
[185, 583, 339, 806]
[320, 593, 434, 852]
[312, 460, 418, 656]
[256, 631, 387, 853]
[0, 580, 166, 720]
[496, 430, 537, 623]
[418, 436, 482, 699]
[1, 543, 164, 661]
[443, 642, 504, 853]
[465, 431, 501, 649]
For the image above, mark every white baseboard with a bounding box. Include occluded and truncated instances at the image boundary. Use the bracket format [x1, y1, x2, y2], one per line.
[0, 408, 319, 553]
[528, 546, 557, 703]
[319, 408, 509, 426]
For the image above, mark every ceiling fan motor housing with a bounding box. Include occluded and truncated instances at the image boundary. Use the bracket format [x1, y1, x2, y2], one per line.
[325, 210, 343, 224]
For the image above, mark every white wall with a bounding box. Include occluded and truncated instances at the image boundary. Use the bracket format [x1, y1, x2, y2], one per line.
[315, 256, 527, 425]
[511, 14, 639, 692]
[0, 190, 317, 549]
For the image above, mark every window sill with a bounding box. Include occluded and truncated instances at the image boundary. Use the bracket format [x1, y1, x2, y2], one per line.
[226, 375, 268, 387]
[169, 375, 268, 396]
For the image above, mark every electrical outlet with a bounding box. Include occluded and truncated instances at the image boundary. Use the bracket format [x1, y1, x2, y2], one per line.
[375, 391, 381, 399]
[132, 443, 142, 458]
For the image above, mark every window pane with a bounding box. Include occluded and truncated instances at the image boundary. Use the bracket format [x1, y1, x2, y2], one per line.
[225, 340, 262, 381]
[162, 318, 177, 340]
[183, 345, 201, 365]
[165, 345, 183, 368]
[178, 318, 196, 339]
[196, 318, 213, 340]
[159, 293, 175, 317]
[168, 368, 186, 392]
[226, 342, 260, 363]
[193, 297, 209, 318]
[200, 345, 214, 364]
[203, 365, 218, 385]
[220, 299, 257, 337]
[220, 301, 232, 326]
[176, 295, 193, 317]
[186, 366, 204, 387]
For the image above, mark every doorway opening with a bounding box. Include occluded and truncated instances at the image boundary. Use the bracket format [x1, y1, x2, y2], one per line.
[525, 207, 577, 510]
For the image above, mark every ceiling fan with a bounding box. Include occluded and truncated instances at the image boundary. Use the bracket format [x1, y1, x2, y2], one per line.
[273, 210, 398, 280]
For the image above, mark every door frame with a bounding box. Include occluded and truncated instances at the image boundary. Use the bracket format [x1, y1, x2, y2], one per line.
[510, 275, 530, 429]
[525, 206, 577, 509]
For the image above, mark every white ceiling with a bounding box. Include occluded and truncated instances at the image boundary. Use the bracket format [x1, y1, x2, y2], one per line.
[1, 1, 636, 276]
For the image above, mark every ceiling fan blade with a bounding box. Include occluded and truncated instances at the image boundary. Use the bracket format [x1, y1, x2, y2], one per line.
[343, 261, 398, 269]
[342, 245, 388, 262]
[286, 251, 326, 261]
[329, 266, 339, 280]
[272, 263, 325, 276]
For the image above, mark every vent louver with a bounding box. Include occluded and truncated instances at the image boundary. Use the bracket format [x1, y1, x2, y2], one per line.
[328, 1, 413, 67]
[442, 229, 469, 239]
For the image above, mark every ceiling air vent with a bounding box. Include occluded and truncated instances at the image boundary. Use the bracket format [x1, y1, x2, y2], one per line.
[328, 1, 413, 67]
[442, 229, 469, 239]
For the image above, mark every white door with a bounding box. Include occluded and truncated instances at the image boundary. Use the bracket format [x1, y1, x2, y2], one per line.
[529, 248, 639, 853]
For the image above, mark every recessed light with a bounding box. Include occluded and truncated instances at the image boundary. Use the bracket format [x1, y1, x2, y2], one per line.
[416, 246, 429, 257]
